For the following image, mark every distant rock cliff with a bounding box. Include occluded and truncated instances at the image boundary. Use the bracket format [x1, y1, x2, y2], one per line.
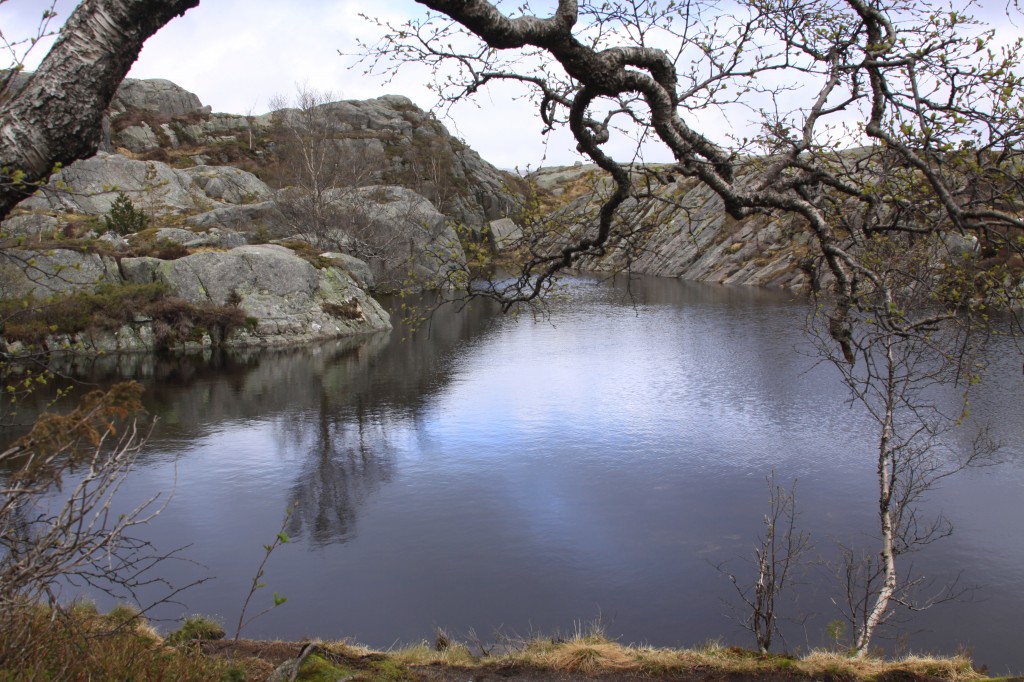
[527, 165, 817, 290]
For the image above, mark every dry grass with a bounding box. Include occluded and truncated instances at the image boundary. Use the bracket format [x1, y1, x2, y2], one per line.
[0, 602, 233, 680]
[801, 650, 981, 681]
[510, 638, 775, 677]
[391, 641, 479, 667]
[389, 631, 990, 681]
[385, 626, 988, 681]
[544, 641, 638, 674]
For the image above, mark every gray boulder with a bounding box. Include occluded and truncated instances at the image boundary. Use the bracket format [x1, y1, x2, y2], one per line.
[141, 226, 244, 249]
[488, 217, 522, 250]
[110, 78, 208, 117]
[320, 252, 375, 290]
[1, 213, 60, 237]
[186, 201, 289, 236]
[529, 163, 596, 195]
[19, 153, 217, 216]
[136, 245, 391, 345]
[0, 244, 392, 355]
[151, 228, 195, 244]
[182, 166, 272, 204]
[120, 256, 162, 286]
[0, 249, 121, 299]
[308, 185, 466, 291]
[116, 125, 163, 153]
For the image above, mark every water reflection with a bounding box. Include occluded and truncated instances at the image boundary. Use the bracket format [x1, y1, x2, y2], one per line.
[2, 275, 1021, 673]
[283, 404, 396, 545]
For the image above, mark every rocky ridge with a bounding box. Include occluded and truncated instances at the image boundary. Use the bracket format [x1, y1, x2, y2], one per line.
[0, 242, 389, 356]
[0, 77, 536, 356]
[102, 79, 521, 232]
[527, 164, 816, 290]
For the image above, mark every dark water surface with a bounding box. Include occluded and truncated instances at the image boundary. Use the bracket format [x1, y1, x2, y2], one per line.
[12, 276, 1024, 671]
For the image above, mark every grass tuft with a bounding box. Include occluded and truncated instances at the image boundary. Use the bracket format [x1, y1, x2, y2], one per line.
[548, 642, 636, 674]
[0, 604, 997, 681]
[295, 653, 352, 681]
[391, 640, 478, 667]
[166, 614, 227, 645]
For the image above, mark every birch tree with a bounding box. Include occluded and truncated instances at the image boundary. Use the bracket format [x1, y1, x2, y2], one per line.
[719, 474, 812, 653]
[268, 84, 427, 287]
[814, 236, 1001, 653]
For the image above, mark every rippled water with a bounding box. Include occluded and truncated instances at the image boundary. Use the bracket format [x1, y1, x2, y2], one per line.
[7, 275, 1023, 672]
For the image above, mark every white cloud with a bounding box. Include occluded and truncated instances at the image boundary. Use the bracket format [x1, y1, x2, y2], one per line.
[5, 0, 1023, 170]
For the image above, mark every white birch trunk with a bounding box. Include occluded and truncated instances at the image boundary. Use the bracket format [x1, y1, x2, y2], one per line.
[854, 343, 899, 656]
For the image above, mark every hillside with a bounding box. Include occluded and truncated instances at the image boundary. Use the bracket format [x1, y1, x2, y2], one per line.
[101, 78, 521, 232]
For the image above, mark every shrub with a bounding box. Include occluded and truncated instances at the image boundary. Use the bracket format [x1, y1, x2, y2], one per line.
[104, 191, 148, 235]
[105, 603, 142, 629]
[0, 282, 167, 345]
[323, 299, 363, 320]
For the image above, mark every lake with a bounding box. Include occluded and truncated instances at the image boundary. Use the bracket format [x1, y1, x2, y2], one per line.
[8, 274, 1024, 672]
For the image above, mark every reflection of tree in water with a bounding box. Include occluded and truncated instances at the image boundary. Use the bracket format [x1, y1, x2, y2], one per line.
[284, 399, 397, 546]
[273, 295, 502, 546]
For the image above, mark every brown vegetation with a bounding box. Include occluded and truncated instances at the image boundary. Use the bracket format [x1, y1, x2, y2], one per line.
[0, 281, 251, 349]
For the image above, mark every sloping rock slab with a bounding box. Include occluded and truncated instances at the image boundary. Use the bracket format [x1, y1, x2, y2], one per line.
[17, 154, 273, 218]
[138, 245, 391, 346]
[0, 249, 121, 299]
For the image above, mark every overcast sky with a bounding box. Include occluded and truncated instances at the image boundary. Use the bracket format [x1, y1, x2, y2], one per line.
[2, 0, 588, 169]
[2, 0, 1021, 170]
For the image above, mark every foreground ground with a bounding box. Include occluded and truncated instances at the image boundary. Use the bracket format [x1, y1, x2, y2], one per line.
[199, 636, 1021, 682]
[4, 605, 1021, 682]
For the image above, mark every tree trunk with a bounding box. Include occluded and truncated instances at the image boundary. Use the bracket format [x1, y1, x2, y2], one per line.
[0, 0, 199, 220]
[854, 343, 899, 656]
